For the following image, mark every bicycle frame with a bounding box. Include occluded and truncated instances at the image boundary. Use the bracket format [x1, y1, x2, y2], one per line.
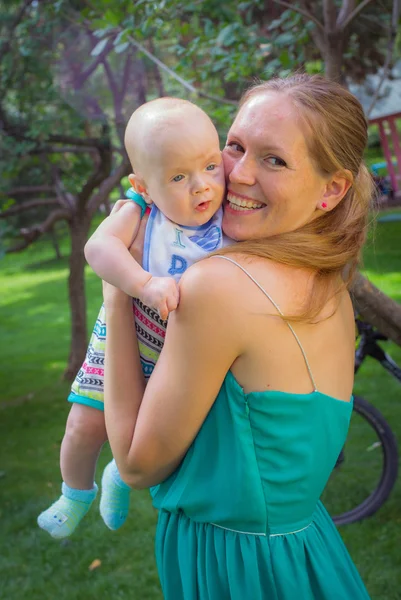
[354, 320, 401, 382]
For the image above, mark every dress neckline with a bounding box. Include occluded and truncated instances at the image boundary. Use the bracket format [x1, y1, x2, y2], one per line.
[226, 370, 353, 408]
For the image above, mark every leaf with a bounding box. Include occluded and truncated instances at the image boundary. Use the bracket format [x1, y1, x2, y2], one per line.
[115, 42, 129, 54]
[113, 30, 126, 46]
[274, 31, 296, 47]
[279, 50, 291, 69]
[91, 38, 109, 57]
[216, 24, 237, 47]
[88, 559, 102, 571]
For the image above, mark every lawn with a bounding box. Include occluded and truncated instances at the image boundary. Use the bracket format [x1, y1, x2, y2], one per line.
[1, 212, 401, 599]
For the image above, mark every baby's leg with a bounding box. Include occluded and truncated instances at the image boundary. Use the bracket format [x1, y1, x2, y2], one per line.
[37, 403, 106, 539]
[61, 403, 107, 488]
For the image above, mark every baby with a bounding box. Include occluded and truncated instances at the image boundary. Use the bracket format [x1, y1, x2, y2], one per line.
[37, 97, 228, 538]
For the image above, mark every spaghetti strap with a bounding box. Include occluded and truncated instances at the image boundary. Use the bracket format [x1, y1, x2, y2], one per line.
[212, 255, 318, 392]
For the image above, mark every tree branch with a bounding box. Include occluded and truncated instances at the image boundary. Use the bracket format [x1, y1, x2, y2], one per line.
[126, 35, 238, 106]
[337, 0, 356, 29]
[28, 146, 97, 155]
[77, 131, 113, 212]
[366, 0, 400, 118]
[87, 159, 131, 217]
[272, 0, 325, 31]
[340, 0, 376, 29]
[51, 167, 76, 211]
[75, 37, 114, 88]
[0, 100, 106, 149]
[297, 0, 327, 52]
[120, 52, 133, 99]
[0, 199, 59, 218]
[323, 0, 337, 30]
[0, 0, 34, 63]
[1, 185, 54, 197]
[7, 208, 70, 253]
[102, 58, 124, 118]
[46, 134, 106, 148]
[148, 39, 165, 97]
[351, 272, 401, 346]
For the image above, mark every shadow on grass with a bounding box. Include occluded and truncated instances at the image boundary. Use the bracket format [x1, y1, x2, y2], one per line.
[23, 255, 70, 272]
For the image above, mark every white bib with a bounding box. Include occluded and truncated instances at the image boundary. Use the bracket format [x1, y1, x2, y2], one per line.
[143, 205, 230, 280]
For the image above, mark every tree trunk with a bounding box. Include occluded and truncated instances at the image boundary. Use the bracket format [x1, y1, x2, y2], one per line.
[351, 272, 401, 345]
[50, 226, 62, 260]
[319, 16, 401, 346]
[324, 32, 345, 82]
[63, 215, 91, 381]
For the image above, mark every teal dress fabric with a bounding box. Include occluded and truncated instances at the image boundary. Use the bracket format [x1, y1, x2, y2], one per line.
[152, 256, 370, 599]
[152, 374, 370, 600]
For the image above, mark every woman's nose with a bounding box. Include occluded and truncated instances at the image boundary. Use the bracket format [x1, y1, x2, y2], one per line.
[228, 157, 256, 186]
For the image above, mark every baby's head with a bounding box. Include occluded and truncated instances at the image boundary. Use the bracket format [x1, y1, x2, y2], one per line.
[125, 98, 225, 227]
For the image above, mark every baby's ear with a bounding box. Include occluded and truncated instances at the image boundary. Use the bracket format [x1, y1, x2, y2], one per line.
[128, 173, 152, 204]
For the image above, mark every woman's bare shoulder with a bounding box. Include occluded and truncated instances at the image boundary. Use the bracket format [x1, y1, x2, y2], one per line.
[180, 253, 310, 311]
[177, 255, 244, 312]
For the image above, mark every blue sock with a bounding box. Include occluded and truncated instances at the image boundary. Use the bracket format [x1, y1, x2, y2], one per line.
[99, 459, 131, 530]
[37, 482, 98, 539]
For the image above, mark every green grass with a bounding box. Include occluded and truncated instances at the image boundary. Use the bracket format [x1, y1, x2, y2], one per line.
[1, 214, 401, 599]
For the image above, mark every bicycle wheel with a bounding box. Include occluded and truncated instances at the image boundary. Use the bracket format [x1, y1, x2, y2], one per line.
[321, 395, 398, 525]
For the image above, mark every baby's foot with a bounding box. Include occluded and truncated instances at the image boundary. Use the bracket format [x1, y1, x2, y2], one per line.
[37, 482, 97, 539]
[100, 459, 131, 530]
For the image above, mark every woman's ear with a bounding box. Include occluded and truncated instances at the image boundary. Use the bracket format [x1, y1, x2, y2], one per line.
[128, 173, 152, 204]
[318, 170, 352, 211]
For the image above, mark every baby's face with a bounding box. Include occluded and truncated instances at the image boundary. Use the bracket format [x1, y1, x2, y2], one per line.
[143, 119, 225, 227]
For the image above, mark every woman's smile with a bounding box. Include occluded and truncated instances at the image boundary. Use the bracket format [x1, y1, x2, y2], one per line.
[226, 190, 265, 213]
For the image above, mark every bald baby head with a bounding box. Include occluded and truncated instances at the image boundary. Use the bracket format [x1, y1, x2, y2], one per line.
[124, 97, 225, 227]
[124, 98, 219, 178]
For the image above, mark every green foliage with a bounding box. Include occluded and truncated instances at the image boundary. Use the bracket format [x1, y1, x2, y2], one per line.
[69, 0, 397, 141]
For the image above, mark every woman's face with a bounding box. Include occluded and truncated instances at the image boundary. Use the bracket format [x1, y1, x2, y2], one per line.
[222, 92, 329, 241]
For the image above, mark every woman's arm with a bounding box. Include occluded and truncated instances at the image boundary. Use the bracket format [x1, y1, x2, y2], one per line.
[103, 259, 242, 489]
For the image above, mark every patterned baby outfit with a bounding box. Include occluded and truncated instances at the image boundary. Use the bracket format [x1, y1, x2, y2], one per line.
[69, 203, 229, 409]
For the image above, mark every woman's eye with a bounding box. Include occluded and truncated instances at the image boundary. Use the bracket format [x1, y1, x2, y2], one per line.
[266, 156, 286, 167]
[172, 174, 184, 182]
[206, 164, 216, 171]
[226, 142, 244, 153]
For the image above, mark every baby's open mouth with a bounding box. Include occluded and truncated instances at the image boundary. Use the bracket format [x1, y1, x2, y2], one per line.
[195, 201, 211, 212]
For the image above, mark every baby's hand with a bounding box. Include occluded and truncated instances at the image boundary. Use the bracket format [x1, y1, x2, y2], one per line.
[141, 276, 180, 321]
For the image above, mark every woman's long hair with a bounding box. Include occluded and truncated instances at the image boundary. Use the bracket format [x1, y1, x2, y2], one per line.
[217, 74, 376, 322]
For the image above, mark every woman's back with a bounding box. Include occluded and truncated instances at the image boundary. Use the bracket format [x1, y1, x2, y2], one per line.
[152, 256, 368, 599]
[153, 255, 355, 520]
[222, 255, 355, 402]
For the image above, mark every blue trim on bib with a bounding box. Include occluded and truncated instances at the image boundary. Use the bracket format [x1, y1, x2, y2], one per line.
[178, 217, 214, 231]
[143, 204, 158, 271]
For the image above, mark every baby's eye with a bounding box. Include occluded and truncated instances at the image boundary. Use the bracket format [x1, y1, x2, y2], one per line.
[266, 156, 286, 167]
[172, 174, 184, 182]
[206, 164, 216, 171]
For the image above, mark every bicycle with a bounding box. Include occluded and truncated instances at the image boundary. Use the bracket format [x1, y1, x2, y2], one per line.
[321, 318, 399, 525]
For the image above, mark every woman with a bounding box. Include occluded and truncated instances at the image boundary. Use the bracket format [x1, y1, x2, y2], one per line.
[103, 74, 373, 599]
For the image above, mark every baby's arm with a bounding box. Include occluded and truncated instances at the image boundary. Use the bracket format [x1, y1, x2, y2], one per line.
[85, 201, 179, 319]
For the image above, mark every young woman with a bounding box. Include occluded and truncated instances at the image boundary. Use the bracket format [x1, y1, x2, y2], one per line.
[103, 74, 373, 599]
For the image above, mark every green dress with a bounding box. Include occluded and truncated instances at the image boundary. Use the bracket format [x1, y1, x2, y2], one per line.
[152, 257, 371, 600]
